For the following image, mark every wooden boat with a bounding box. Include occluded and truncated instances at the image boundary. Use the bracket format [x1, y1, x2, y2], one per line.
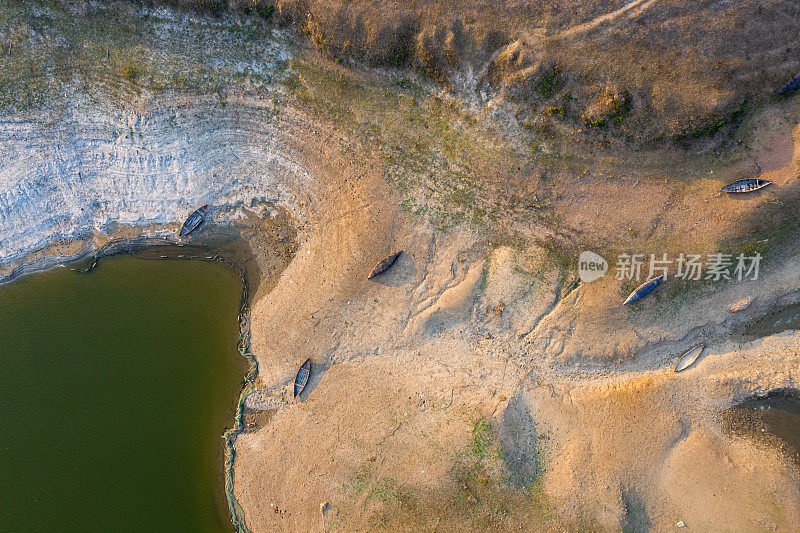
[294, 358, 311, 397]
[623, 275, 663, 305]
[178, 204, 209, 238]
[778, 73, 800, 95]
[368, 251, 402, 279]
[675, 344, 705, 372]
[720, 178, 771, 194]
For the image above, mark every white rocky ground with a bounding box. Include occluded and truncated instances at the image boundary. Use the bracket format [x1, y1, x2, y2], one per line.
[0, 96, 311, 261]
[0, 97, 304, 261]
[0, 3, 309, 263]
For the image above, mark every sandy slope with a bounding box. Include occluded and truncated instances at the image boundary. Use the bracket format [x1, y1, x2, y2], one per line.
[232, 88, 800, 530]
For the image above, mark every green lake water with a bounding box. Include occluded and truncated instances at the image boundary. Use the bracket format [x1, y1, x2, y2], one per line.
[0, 255, 244, 531]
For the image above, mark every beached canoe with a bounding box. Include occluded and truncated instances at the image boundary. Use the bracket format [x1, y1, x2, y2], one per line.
[778, 73, 800, 95]
[623, 275, 663, 305]
[294, 358, 311, 397]
[675, 344, 705, 372]
[368, 251, 402, 279]
[720, 178, 771, 194]
[179, 204, 209, 238]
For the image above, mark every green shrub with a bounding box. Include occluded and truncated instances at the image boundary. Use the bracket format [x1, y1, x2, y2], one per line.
[534, 66, 561, 98]
[255, 1, 275, 19]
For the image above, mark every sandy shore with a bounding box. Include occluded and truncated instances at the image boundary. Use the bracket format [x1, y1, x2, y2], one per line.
[231, 112, 800, 529]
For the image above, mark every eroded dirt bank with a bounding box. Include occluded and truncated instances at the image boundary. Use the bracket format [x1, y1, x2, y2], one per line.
[3, 2, 800, 531]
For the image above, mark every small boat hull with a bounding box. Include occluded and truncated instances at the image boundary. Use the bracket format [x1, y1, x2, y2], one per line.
[675, 344, 705, 372]
[623, 275, 663, 305]
[294, 358, 311, 397]
[368, 251, 402, 279]
[179, 204, 209, 238]
[778, 73, 800, 95]
[720, 178, 771, 194]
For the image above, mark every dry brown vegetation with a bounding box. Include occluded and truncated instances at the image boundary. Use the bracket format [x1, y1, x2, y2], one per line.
[142, 0, 800, 142]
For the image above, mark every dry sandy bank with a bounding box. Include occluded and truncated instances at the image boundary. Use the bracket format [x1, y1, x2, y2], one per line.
[233, 94, 800, 531]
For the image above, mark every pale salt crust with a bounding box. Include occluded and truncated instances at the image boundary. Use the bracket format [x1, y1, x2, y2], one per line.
[0, 3, 307, 264]
[0, 93, 310, 262]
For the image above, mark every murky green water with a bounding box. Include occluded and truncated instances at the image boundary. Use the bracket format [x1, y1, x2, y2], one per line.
[0, 255, 244, 531]
[739, 303, 800, 340]
[730, 304, 800, 462]
[724, 390, 800, 465]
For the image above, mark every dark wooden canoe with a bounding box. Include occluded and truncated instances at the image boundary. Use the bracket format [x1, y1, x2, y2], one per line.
[675, 344, 704, 372]
[623, 275, 663, 305]
[368, 251, 402, 279]
[720, 178, 771, 194]
[778, 73, 800, 95]
[294, 358, 311, 397]
[179, 204, 209, 237]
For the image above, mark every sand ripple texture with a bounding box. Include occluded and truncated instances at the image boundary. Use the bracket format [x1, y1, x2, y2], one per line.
[0, 95, 309, 261]
[244, 388, 284, 411]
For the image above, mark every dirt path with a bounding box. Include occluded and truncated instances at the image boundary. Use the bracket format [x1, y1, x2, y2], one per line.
[553, 0, 660, 40]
